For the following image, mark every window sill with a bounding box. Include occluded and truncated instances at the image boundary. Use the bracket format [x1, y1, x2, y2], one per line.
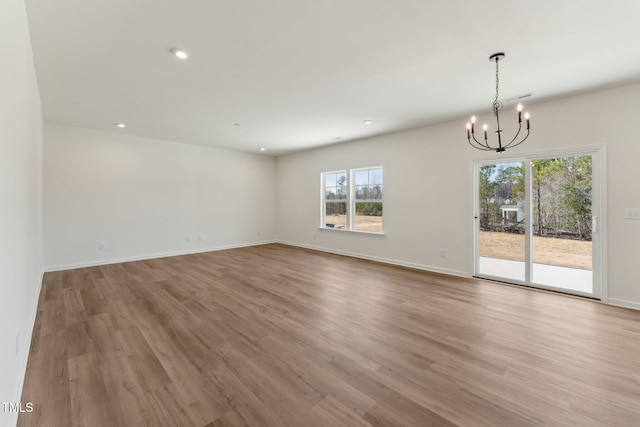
[318, 227, 386, 236]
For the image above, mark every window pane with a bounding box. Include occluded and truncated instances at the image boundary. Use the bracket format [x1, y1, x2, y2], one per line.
[336, 187, 347, 199]
[325, 202, 347, 229]
[369, 184, 383, 200]
[369, 168, 383, 185]
[355, 185, 369, 200]
[324, 173, 336, 188]
[354, 170, 369, 186]
[355, 202, 383, 232]
[325, 187, 337, 200]
[337, 172, 347, 187]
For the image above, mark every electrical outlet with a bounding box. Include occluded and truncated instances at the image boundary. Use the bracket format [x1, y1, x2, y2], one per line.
[624, 208, 640, 220]
[98, 242, 106, 251]
[15, 334, 19, 355]
[439, 248, 446, 257]
[256, 231, 261, 237]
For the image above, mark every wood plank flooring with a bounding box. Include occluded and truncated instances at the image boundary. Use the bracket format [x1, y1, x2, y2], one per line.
[18, 243, 640, 426]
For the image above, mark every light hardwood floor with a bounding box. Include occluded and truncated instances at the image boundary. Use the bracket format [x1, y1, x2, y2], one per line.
[19, 244, 640, 426]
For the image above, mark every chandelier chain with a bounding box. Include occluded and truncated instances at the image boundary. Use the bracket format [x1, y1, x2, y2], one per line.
[493, 59, 501, 114]
[495, 59, 499, 105]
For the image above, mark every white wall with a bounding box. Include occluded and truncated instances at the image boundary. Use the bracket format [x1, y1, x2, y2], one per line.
[44, 124, 277, 269]
[277, 82, 640, 308]
[0, 0, 43, 426]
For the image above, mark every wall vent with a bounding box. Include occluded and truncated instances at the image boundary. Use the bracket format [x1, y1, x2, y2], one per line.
[502, 93, 533, 105]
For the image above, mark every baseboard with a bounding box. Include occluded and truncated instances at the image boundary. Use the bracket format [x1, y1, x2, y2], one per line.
[8, 270, 43, 427]
[278, 240, 469, 278]
[43, 239, 277, 272]
[607, 298, 640, 311]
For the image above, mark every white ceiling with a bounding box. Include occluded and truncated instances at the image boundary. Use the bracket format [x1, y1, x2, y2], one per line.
[25, 0, 640, 156]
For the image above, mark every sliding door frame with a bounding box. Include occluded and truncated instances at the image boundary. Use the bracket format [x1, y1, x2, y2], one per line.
[469, 145, 608, 302]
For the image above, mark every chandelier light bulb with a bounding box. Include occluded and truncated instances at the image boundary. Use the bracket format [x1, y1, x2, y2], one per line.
[517, 103, 523, 122]
[524, 112, 530, 119]
[471, 116, 476, 123]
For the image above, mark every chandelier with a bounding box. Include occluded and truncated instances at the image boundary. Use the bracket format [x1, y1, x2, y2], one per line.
[466, 52, 530, 152]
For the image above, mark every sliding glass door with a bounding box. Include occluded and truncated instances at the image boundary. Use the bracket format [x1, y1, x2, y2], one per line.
[474, 148, 604, 299]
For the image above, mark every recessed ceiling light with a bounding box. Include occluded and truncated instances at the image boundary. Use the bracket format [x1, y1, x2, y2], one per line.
[114, 123, 126, 128]
[234, 123, 241, 126]
[170, 48, 189, 60]
[259, 147, 266, 152]
[364, 120, 373, 125]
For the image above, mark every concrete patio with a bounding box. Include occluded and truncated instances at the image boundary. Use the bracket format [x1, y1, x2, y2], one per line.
[478, 256, 593, 295]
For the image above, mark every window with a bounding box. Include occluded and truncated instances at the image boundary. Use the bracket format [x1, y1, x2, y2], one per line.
[322, 170, 348, 229]
[321, 167, 383, 233]
[353, 167, 383, 232]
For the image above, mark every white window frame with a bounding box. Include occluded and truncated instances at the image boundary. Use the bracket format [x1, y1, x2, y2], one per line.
[320, 166, 384, 235]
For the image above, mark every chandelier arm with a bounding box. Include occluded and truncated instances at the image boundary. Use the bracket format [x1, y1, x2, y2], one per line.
[467, 137, 495, 151]
[504, 128, 530, 150]
[502, 122, 523, 149]
[470, 132, 492, 150]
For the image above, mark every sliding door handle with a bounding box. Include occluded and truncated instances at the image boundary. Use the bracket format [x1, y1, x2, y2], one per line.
[592, 216, 598, 233]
